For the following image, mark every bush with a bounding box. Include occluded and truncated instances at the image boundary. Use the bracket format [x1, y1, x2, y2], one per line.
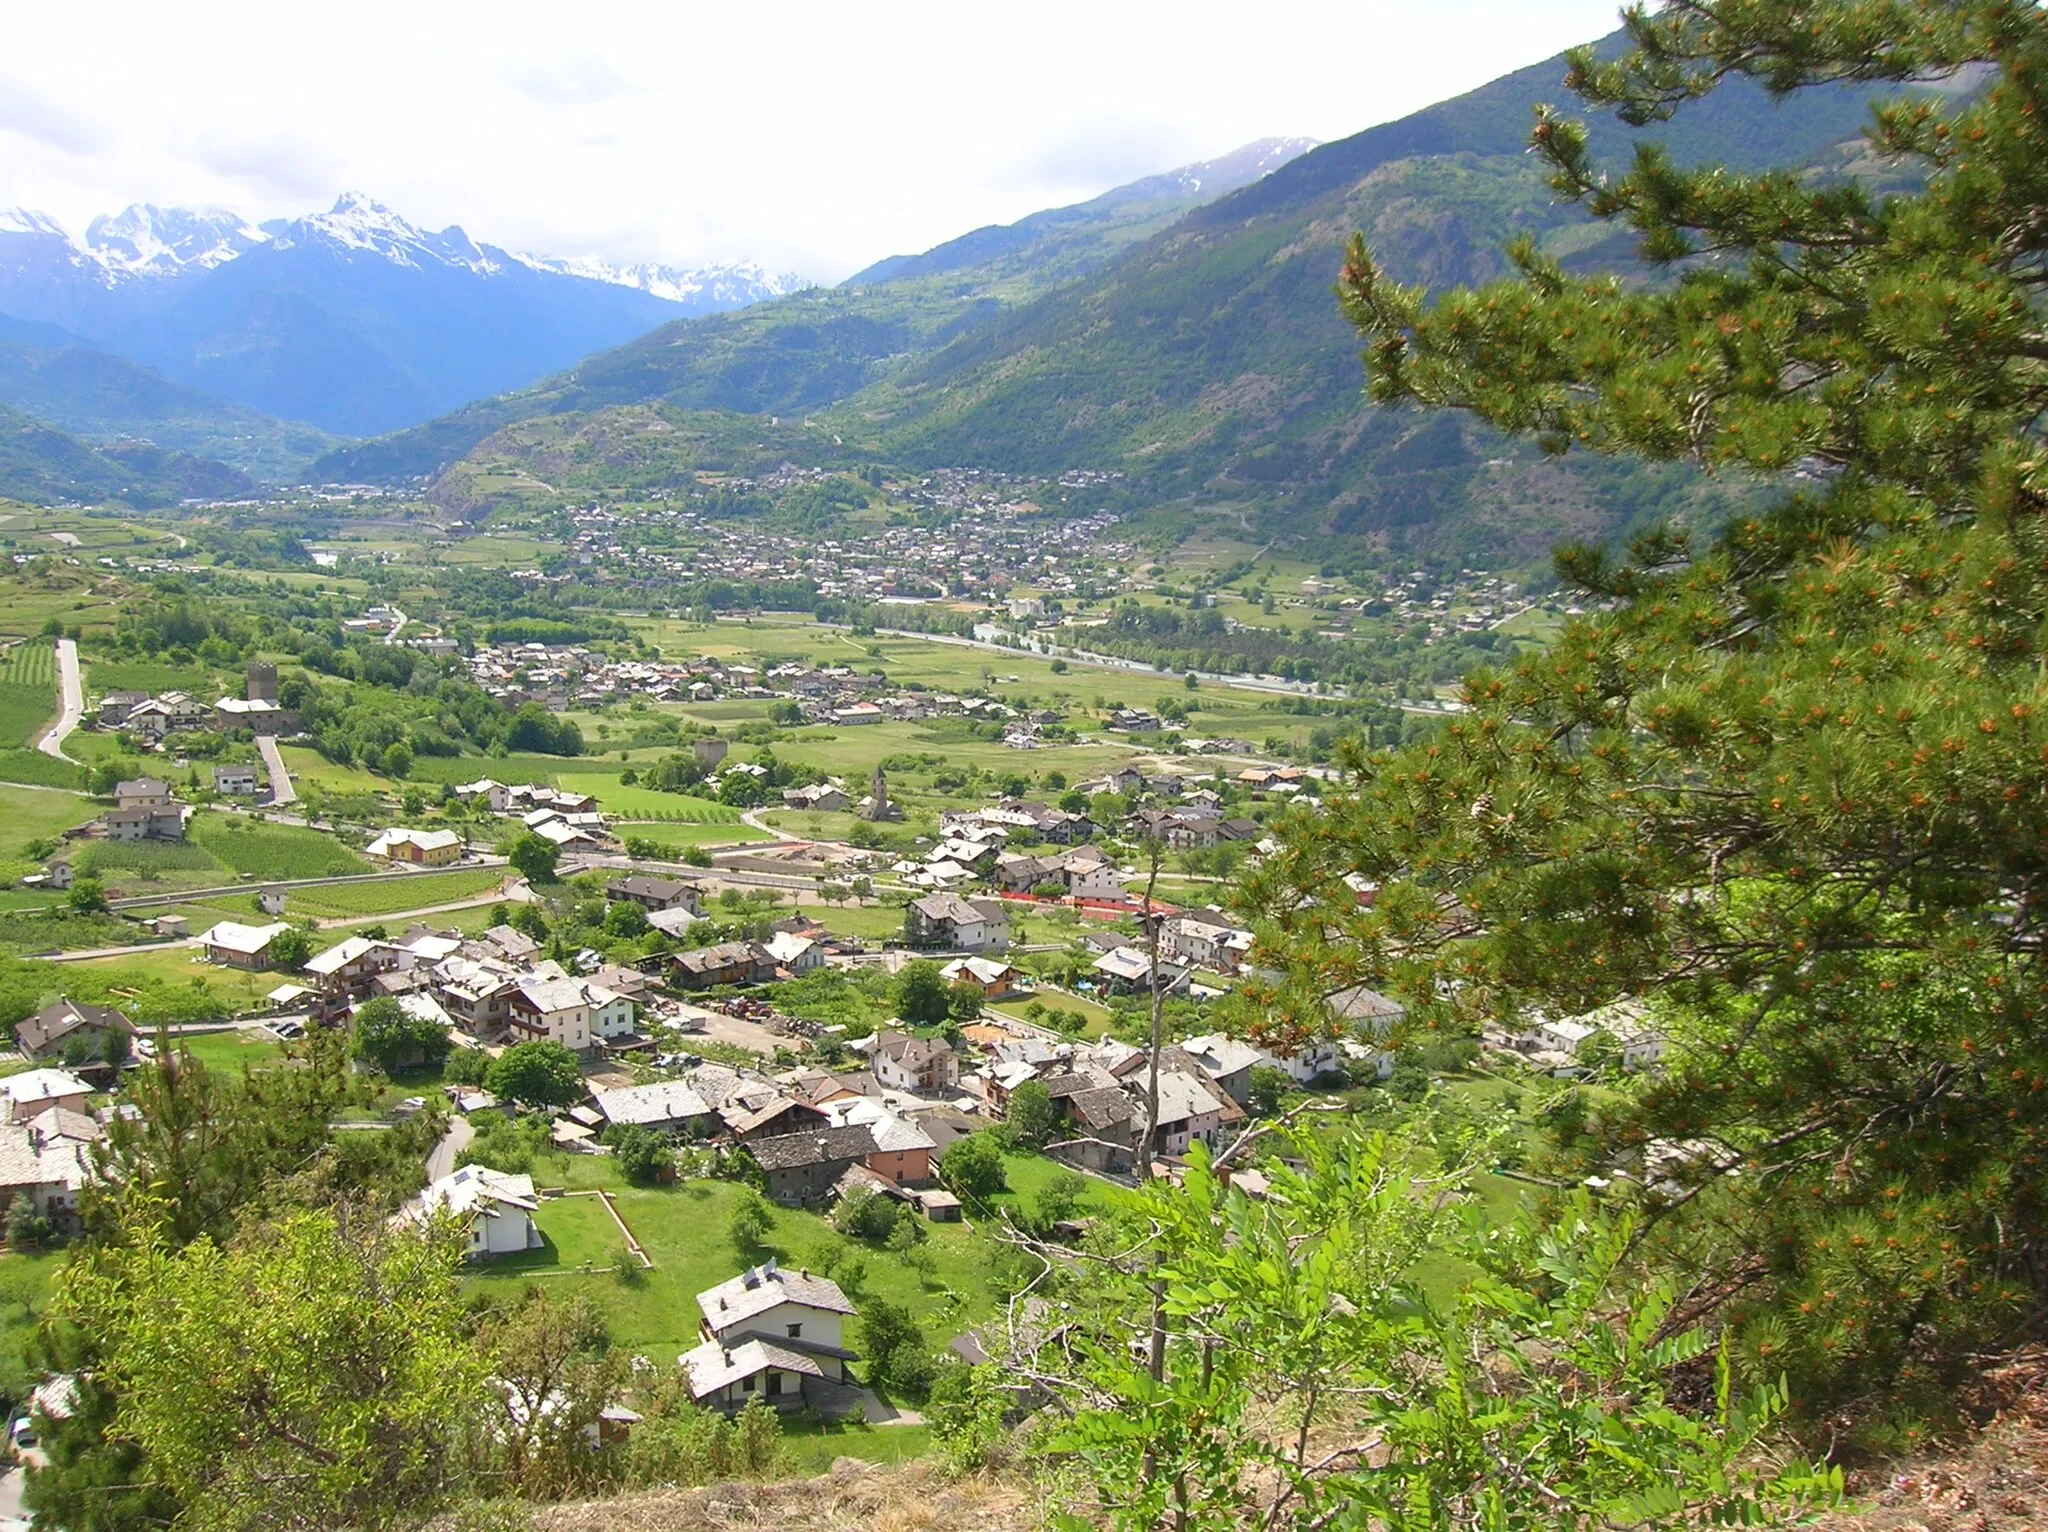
[1005, 1079, 1058, 1149]
[444, 1046, 489, 1087]
[893, 961, 951, 1026]
[460, 1112, 553, 1176]
[350, 995, 453, 1072]
[940, 1133, 1008, 1201]
[831, 1186, 901, 1243]
[856, 1297, 934, 1398]
[606, 1124, 672, 1187]
[727, 1188, 774, 1253]
[625, 1391, 780, 1487]
[485, 1041, 583, 1108]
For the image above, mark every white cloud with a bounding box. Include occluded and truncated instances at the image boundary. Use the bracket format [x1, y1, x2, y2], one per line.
[0, 0, 1626, 283]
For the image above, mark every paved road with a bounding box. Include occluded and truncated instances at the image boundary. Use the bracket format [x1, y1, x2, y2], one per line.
[426, 1115, 472, 1181]
[257, 734, 296, 806]
[0, 1463, 27, 1528]
[35, 637, 81, 761]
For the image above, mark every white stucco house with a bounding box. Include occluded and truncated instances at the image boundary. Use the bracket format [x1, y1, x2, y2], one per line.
[396, 1165, 541, 1258]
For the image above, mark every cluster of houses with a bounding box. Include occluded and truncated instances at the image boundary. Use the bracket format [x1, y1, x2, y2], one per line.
[450, 780, 619, 854]
[98, 661, 297, 744]
[0, 1000, 142, 1229]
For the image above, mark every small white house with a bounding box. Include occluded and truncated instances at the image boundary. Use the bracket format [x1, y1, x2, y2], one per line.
[396, 1165, 541, 1257]
[762, 931, 823, 974]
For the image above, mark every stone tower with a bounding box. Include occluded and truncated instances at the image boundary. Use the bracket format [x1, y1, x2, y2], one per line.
[866, 764, 889, 821]
[246, 661, 278, 704]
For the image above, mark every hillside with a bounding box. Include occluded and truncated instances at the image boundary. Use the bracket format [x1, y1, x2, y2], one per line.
[307, 138, 1321, 485]
[347, 33, 1932, 559]
[0, 400, 254, 506]
[835, 57, 1899, 556]
[0, 313, 336, 480]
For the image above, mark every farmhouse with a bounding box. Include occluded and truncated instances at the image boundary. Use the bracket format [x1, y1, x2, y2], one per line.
[16, 999, 133, 1064]
[903, 893, 1010, 952]
[0, 1068, 92, 1123]
[872, 1031, 960, 1093]
[683, 1262, 860, 1411]
[200, 920, 293, 970]
[605, 875, 704, 914]
[744, 1126, 879, 1205]
[102, 805, 185, 842]
[591, 1080, 717, 1136]
[211, 763, 259, 796]
[366, 827, 463, 866]
[112, 778, 172, 809]
[670, 941, 775, 991]
[508, 974, 594, 1052]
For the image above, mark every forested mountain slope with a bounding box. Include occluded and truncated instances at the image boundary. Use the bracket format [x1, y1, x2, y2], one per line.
[325, 33, 1939, 559]
[0, 313, 335, 480]
[0, 401, 254, 506]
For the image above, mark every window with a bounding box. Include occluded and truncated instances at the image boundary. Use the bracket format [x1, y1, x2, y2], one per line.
[787, 1322, 802, 1338]
[766, 1372, 782, 1396]
[741, 1375, 754, 1391]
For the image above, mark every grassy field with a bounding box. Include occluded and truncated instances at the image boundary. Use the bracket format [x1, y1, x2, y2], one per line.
[617, 819, 775, 849]
[0, 786, 95, 877]
[281, 867, 509, 920]
[189, 813, 370, 880]
[0, 1252, 64, 1397]
[467, 1156, 1001, 1373]
[278, 747, 390, 797]
[796, 902, 908, 940]
[169, 1028, 287, 1072]
[83, 658, 225, 696]
[988, 989, 1118, 1038]
[553, 775, 746, 820]
[59, 944, 284, 1014]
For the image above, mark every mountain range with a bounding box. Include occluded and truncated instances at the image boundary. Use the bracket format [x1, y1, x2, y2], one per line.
[0, 195, 806, 442]
[328, 34, 1916, 561]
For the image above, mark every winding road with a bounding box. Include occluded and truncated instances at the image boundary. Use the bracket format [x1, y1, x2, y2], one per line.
[35, 636, 81, 760]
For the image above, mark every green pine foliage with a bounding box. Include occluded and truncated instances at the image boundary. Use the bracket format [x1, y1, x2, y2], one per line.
[1247, 0, 2048, 1428]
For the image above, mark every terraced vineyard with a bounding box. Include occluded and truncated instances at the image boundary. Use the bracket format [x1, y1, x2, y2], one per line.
[188, 813, 370, 881]
[0, 640, 56, 746]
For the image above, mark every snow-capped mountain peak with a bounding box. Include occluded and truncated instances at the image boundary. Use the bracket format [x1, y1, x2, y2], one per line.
[267, 192, 497, 274]
[1160, 136, 1321, 197]
[0, 207, 71, 240]
[85, 204, 269, 277]
[514, 251, 808, 307]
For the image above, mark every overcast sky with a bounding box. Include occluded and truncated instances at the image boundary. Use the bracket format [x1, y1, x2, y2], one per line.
[1, 0, 1625, 284]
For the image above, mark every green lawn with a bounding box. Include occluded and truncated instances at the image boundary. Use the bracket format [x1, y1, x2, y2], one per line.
[552, 775, 744, 820]
[0, 1252, 64, 1398]
[279, 747, 389, 797]
[281, 867, 509, 920]
[779, 1421, 934, 1474]
[59, 945, 284, 1017]
[797, 903, 907, 941]
[466, 1158, 997, 1372]
[988, 989, 1117, 1039]
[988, 1147, 1130, 1224]
[170, 1029, 286, 1072]
[0, 787, 96, 878]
